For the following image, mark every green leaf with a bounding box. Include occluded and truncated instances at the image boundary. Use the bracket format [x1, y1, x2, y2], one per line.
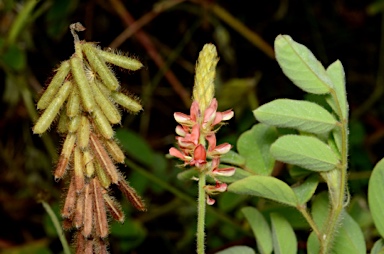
[228, 175, 298, 207]
[215, 246, 256, 254]
[116, 128, 154, 167]
[254, 99, 337, 134]
[274, 34, 333, 94]
[220, 150, 246, 167]
[292, 174, 319, 205]
[369, 158, 384, 239]
[1, 45, 26, 71]
[371, 239, 384, 254]
[237, 124, 278, 175]
[325, 60, 348, 119]
[270, 213, 297, 254]
[241, 207, 273, 254]
[270, 135, 340, 172]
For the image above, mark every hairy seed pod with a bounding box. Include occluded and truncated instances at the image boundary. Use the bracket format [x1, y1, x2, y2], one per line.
[95, 239, 108, 254]
[94, 160, 111, 189]
[57, 108, 69, 133]
[62, 176, 77, 218]
[68, 114, 81, 133]
[71, 56, 95, 112]
[33, 81, 72, 134]
[111, 91, 142, 113]
[118, 179, 146, 211]
[77, 116, 90, 150]
[91, 106, 114, 139]
[74, 193, 84, 229]
[96, 48, 143, 71]
[82, 43, 119, 91]
[93, 178, 108, 238]
[104, 138, 125, 163]
[82, 181, 93, 238]
[66, 87, 81, 118]
[54, 134, 76, 180]
[90, 133, 119, 184]
[92, 79, 121, 124]
[37, 60, 71, 110]
[75, 232, 85, 254]
[74, 146, 85, 193]
[103, 193, 124, 223]
[83, 150, 95, 177]
[83, 238, 93, 254]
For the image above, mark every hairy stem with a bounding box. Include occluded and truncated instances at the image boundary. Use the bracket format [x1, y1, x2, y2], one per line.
[320, 89, 349, 253]
[297, 205, 321, 241]
[197, 172, 206, 254]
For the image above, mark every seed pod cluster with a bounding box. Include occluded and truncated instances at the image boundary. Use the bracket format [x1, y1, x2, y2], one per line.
[33, 23, 146, 253]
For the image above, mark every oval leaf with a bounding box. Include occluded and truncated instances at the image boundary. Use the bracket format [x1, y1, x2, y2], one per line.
[275, 35, 333, 94]
[237, 124, 278, 175]
[254, 99, 338, 134]
[369, 158, 384, 239]
[271, 135, 340, 172]
[371, 239, 384, 254]
[228, 175, 298, 207]
[220, 150, 246, 167]
[215, 246, 256, 254]
[271, 213, 297, 254]
[325, 60, 348, 119]
[242, 207, 273, 254]
[292, 174, 319, 205]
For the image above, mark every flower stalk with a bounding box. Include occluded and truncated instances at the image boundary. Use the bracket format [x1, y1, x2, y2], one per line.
[33, 22, 146, 253]
[169, 43, 235, 253]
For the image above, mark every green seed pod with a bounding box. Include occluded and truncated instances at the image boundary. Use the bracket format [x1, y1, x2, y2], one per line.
[92, 105, 114, 139]
[33, 81, 72, 134]
[74, 146, 84, 193]
[97, 48, 143, 71]
[94, 160, 111, 189]
[57, 108, 69, 133]
[83, 149, 95, 177]
[68, 114, 81, 133]
[70, 56, 95, 112]
[66, 87, 80, 118]
[77, 116, 90, 150]
[111, 91, 142, 113]
[82, 43, 119, 91]
[104, 138, 125, 163]
[92, 79, 121, 124]
[37, 60, 71, 110]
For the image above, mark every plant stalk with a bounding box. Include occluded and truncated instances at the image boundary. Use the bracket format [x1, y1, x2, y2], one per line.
[197, 172, 206, 254]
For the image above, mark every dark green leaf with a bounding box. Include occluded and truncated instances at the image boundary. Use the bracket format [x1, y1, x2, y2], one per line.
[271, 213, 297, 254]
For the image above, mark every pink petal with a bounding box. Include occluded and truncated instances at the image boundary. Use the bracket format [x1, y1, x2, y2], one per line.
[193, 144, 207, 162]
[203, 99, 218, 124]
[174, 112, 191, 124]
[169, 147, 186, 160]
[210, 143, 232, 156]
[190, 124, 200, 145]
[175, 125, 186, 136]
[206, 134, 217, 151]
[212, 167, 236, 176]
[211, 157, 220, 169]
[221, 110, 234, 121]
[206, 196, 215, 205]
[190, 101, 200, 121]
[215, 182, 227, 192]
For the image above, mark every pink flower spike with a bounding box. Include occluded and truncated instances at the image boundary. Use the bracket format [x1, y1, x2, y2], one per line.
[175, 125, 186, 137]
[212, 167, 236, 176]
[169, 147, 187, 161]
[174, 112, 191, 124]
[206, 196, 215, 205]
[210, 143, 232, 156]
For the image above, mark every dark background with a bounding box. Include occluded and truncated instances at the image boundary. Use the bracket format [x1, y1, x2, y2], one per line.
[0, 0, 382, 253]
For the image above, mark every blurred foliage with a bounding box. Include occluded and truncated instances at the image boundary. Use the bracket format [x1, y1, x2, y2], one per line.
[1, 0, 384, 253]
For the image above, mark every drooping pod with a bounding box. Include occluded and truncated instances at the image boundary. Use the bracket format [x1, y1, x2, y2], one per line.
[37, 60, 71, 110]
[54, 133, 76, 180]
[33, 80, 72, 134]
[82, 181, 93, 238]
[70, 56, 95, 112]
[111, 91, 143, 113]
[104, 138, 125, 163]
[83, 149, 95, 178]
[82, 43, 119, 91]
[92, 79, 121, 124]
[73, 146, 85, 193]
[96, 48, 143, 71]
[67, 114, 81, 133]
[66, 86, 81, 118]
[118, 179, 146, 211]
[94, 160, 112, 189]
[90, 132, 119, 184]
[93, 178, 109, 238]
[103, 192, 124, 223]
[91, 105, 114, 139]
[77, 116, 90, 150]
